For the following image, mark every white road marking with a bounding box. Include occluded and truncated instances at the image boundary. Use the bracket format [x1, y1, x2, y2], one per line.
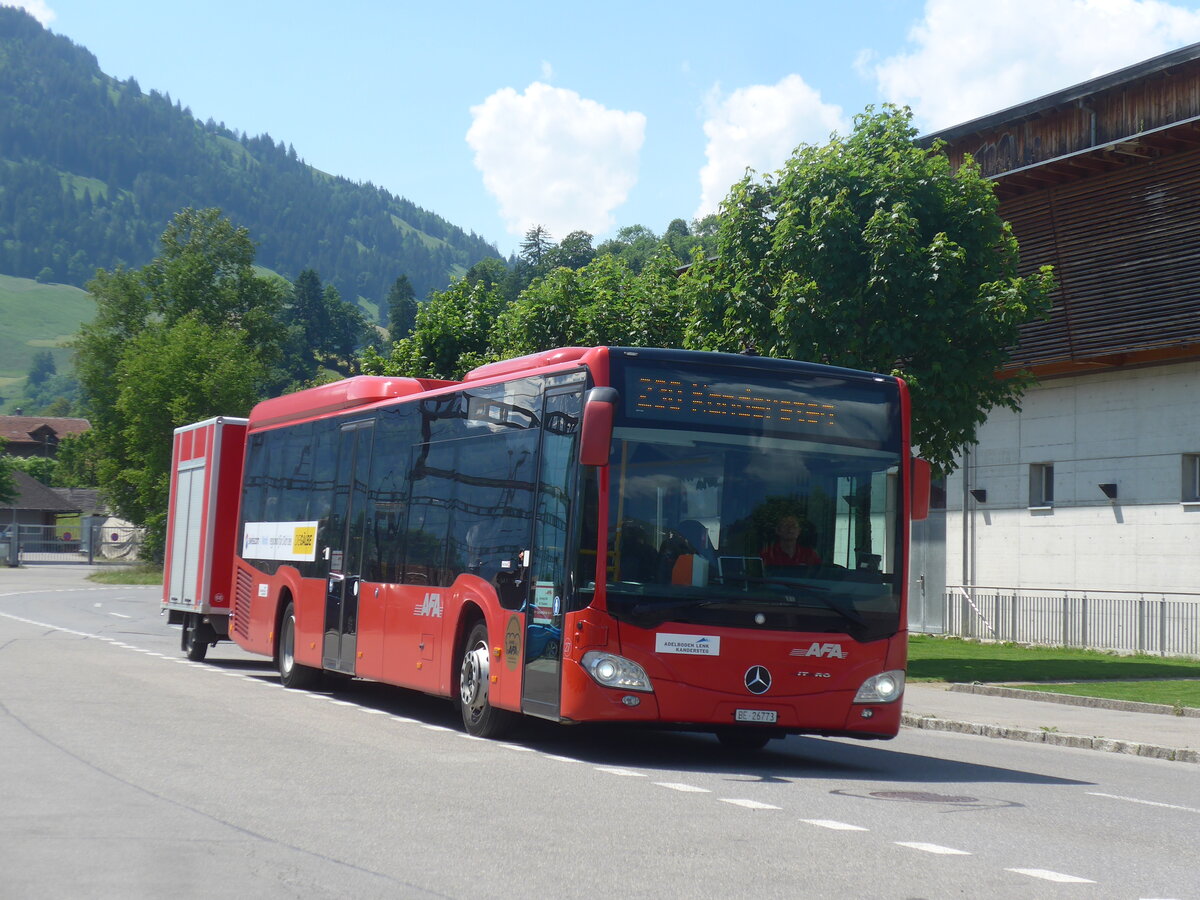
[359, 708, 387, 715]
[1006, 868, 1095, 884]
[420, 724, 453, 732]
[720, 799, 781, 810]
[654, 782, 712, 793]
[109, 612, 131, 619]
[389, 715, 418, 723]
[800, 819, 868, 831]
[1087, 792, 1200, 814]
[542, 754, 581, 763]
[497, 743, 535, 752]
[895, 842, 971, 855]
[595, 766, 645, 776]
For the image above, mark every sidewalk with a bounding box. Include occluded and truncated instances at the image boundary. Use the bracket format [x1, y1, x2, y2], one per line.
[903, 681, 1200, 764]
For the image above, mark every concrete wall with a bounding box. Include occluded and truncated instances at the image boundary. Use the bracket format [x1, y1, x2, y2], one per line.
[945, 360, 1200, 593]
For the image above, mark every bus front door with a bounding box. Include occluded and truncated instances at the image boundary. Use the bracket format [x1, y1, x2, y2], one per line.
[324, 419, 375, 674]
[522, 387, 582, 719]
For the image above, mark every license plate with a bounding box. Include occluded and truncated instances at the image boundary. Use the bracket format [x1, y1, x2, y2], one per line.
[735, 709, 777, 723]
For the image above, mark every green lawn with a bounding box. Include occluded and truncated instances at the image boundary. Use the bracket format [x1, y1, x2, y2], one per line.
[86, 566, 163, 585]
[0, 273, 92, 382]
[1016, 680, 1200, 709]
[908, 634, 1200, 682]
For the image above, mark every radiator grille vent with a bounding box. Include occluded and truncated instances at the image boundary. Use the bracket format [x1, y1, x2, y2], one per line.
[233, 567, 253, 639]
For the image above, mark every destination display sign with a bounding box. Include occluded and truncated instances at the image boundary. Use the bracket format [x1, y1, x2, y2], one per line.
[618, 362, 898, 446]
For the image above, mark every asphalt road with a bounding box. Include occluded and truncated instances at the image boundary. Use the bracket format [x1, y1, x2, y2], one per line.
[1, 570, 1197, 899]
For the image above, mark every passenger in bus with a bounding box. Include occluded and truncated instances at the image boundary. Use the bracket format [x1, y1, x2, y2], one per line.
[760, 514, 821, 566]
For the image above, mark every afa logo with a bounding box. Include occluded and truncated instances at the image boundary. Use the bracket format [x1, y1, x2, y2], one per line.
[790, 642, 847, 659]
[413, 592, 444, 618]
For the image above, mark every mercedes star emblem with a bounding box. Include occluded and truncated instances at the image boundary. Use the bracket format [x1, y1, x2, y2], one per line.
[744, 665, 771, 694]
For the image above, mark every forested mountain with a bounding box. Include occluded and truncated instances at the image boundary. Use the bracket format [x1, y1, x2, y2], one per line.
[0, 7, 500, 306]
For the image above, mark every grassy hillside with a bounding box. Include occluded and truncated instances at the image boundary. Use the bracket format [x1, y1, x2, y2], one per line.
[0, 275, 90, 396]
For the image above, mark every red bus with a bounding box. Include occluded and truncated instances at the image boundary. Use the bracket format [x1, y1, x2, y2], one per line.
[165, 346, 930, 748]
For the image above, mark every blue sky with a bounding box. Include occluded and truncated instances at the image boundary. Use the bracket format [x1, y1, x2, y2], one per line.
[13, 0, 1200, 256]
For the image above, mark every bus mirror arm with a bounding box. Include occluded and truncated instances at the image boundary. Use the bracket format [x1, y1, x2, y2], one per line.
[910, 458, 932, 521]
[580, 387, 618, 467]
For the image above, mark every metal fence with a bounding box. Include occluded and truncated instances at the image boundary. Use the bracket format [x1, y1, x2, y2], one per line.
[0, 523, 147, 566]
[942, 586, 1200, 658]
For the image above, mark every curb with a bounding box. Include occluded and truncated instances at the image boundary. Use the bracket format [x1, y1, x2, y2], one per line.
[947, 683, 1200, 718]
[901, 712, 1200, 764]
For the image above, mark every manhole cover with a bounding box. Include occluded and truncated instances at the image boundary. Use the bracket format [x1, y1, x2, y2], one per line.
[871, 791, 979, 803]
[830, 788, 1022, 811]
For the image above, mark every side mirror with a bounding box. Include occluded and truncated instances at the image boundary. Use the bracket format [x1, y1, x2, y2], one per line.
[579, 387, 617, 466]
[910, 458, 932, 522]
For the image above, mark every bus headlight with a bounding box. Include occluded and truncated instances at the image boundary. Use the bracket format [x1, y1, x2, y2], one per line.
[582, 651, 653, 692]
[853, 670, 905, 703]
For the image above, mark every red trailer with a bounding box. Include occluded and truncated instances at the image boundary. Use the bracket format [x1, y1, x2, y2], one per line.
[161, 416, 248, 660]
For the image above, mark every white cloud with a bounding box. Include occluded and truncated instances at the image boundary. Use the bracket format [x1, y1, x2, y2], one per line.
[875, 0, 1200, 132]
[466, 82, 646, 240]
[695, 75, 848, 219]
[7, 1, 55, 23]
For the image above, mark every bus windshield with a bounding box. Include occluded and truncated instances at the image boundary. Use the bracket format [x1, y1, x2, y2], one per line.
[598, 428, 902, 641]
[585, 357, 906, 643]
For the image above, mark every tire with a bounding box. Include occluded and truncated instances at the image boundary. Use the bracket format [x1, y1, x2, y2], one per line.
[182, 615, 208, 662]
[278, 601, 322, 690]
[458, 621, 514, 738]
[716, 728, 774, 752]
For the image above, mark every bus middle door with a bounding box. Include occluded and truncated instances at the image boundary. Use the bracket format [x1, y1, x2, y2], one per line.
[522, 386, 582, 719]
[324, 419, 375, 674]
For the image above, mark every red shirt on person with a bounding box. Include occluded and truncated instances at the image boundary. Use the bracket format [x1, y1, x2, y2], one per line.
[760, 542, 821, 566]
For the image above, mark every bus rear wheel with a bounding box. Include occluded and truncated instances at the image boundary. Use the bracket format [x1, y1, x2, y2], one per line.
[278, 601, 321, 690]
[458, 621, 513, 738]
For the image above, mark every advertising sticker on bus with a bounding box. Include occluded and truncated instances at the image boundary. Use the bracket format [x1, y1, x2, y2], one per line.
[242, 521, 320, 562]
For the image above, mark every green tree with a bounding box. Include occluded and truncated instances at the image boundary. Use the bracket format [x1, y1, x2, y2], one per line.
[292, 268, 330, 353]
[55, 431, 99, 488]
[5, 454, 59, 487]
[0, 438, 14, 504]
[595, 224, 660, 273]
[364, 277, 507, 380]
[27, 350, 56, 387]
[683, 106, 1053, 472]
[519, 225, 555, 270]
[321, 283, 370, 374]
[545, 230, 595, 270]
[491, 251, 687, 358]
[385, 274, 418, 340]
[74, 208, 287, 557]
[112, 316, 266, 558]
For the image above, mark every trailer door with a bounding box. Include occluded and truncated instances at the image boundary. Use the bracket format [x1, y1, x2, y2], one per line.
[324, 419, 375, 674]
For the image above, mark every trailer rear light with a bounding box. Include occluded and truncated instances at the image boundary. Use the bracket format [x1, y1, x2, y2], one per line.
[582, 651, 653, 692]
[853, 670, 905, 704]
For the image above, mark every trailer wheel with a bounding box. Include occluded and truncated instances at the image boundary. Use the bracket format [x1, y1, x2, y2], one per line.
[182, 615, 208, 662]
[458, 621, 513, 738]
[278, 601, 321, 690]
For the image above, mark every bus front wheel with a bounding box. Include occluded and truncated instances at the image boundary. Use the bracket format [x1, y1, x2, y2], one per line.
[278, 601, 321, 690]
[458, 621, 513, 738]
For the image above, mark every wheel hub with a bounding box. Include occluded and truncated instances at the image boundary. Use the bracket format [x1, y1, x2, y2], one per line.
[460, 642, 490, 711]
